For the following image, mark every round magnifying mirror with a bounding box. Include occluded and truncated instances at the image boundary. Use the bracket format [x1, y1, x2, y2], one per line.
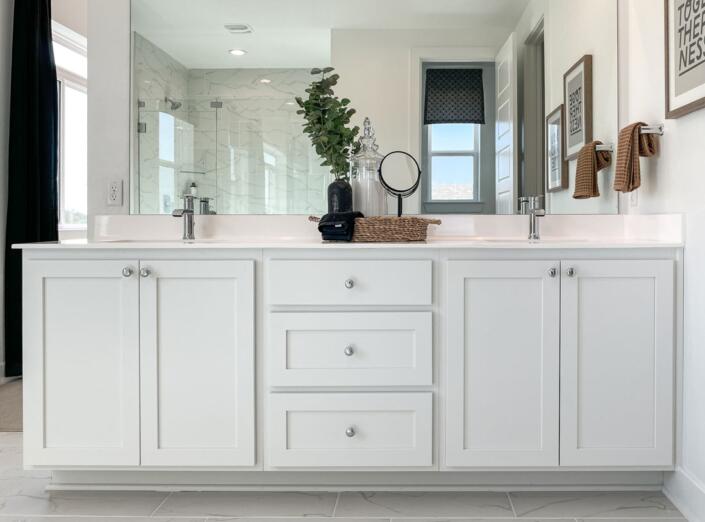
[378, 151, 421, 217]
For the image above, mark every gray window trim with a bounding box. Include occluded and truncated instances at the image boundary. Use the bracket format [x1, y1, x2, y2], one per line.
[421, 62, 496, 214]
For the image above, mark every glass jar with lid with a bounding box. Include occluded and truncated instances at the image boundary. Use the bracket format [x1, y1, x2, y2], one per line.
[351, 117, 386, 216]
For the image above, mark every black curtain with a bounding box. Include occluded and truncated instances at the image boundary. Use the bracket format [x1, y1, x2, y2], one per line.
[4, 0, 59, 377]
[424, 68, 485, 125]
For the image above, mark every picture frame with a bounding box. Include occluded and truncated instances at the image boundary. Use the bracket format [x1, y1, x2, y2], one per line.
[545, 104, 568, 192]
[563, 55, 593, 160]
[665, 0, 705, 118]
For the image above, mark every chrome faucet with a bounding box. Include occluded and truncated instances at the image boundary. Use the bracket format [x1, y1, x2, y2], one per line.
[172, 195, 196, 241]
[519, 195, 545, 241]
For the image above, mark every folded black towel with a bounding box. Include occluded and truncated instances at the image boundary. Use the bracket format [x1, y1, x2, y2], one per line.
[317, 212, 364, 242]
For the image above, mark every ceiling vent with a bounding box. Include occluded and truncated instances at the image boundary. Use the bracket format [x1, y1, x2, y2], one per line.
[224, 24, 253, 34]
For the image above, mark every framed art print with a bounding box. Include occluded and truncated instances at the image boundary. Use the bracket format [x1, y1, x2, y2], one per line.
[665, 0, 705, 118]
[546, 104, 567, 192]
[563, 55, 593, 160]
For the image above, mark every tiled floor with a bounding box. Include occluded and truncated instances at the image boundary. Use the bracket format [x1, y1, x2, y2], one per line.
[0, 433, 687, 522]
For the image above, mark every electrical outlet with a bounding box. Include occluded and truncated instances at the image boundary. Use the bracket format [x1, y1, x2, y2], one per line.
[108, 180, 123, 207]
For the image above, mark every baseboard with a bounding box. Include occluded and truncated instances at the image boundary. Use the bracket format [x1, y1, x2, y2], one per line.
[664, 467, 705, 522]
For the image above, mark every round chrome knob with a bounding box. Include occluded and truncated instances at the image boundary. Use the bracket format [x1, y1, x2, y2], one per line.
[548, 267, 557, 278]
[121, 267, 133, 278]
[344, 345, 355, 357]
[344, 278, 355, 289]
[345, 427, 356, 438]
[567, 267, 576, 277]
[139, 268, 151, 278]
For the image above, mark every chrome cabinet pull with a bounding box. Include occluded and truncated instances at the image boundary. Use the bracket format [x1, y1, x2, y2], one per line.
[344, 278, 355, 289]
[344, 345, 355, 356]
[567, 267, 576, 277]
[140, 268, 151, 278]
[548, 267, 557, 278]
[121, 267, 133, 278]
[345, 427, 356, 438]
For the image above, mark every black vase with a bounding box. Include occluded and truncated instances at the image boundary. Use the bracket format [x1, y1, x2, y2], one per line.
[327, 179, 353, 214]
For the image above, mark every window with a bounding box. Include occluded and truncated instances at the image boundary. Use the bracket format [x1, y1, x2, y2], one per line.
[158, 112, 176, 214]
[421, 62, 495, 214]
[428, 123, 479, 201]
[53, 22, 87, 230]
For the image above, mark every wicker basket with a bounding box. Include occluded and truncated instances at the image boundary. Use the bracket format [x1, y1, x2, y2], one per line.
[310, 216, 441, 242]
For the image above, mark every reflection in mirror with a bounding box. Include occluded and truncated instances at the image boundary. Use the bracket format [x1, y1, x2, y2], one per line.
[130, 0, 618, 216]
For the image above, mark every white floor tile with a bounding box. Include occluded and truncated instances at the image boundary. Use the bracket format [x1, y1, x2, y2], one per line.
[0, 479, 168, 517]
[509, 491, 682, 518]
[153, 491, 338, 518]
[335, 492, 514, 518]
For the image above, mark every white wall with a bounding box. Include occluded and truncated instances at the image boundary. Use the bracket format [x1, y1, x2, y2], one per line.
[619, 1, 705, 520]
[0, 0, 13, 379]
[544, 0, 619, 214]
[331, 28, 512, 214]
[52, 0, 87, 37]
[87, 0, 131, 238]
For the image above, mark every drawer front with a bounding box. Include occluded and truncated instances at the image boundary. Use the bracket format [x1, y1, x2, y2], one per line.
[268, 260, 432, 306]
[269, 312, 432, 386]
[267, 393, 432, 468]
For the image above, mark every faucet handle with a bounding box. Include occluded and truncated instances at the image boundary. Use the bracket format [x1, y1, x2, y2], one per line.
[172, 208, 194, 217]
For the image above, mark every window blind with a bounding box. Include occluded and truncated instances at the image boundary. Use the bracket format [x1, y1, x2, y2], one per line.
[424, 68, 485, 125]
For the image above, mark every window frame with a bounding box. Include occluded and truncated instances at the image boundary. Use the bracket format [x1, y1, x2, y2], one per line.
[53, 21, 88, 232]
[421, 62, 496, 214]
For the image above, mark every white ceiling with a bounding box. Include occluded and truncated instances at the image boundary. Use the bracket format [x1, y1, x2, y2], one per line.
[131, 0, 530, 69]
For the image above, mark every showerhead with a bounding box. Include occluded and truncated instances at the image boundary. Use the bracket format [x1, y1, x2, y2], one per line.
[164, 97, 182, 111]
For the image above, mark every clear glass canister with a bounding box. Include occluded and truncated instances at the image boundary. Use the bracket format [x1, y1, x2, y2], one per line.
[351, 117, 386, 216]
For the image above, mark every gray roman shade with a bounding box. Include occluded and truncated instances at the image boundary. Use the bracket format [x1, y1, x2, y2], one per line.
[424, 68, 485, 125]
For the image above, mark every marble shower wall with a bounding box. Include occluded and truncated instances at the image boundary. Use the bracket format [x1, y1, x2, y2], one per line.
[188, 69, 329, 215]
[133, 34, 329, 214]
[133, 33, 193, 214]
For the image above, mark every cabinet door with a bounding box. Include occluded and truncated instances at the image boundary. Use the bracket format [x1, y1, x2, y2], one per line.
[140, 260, 255, 467]
[446, 260, 560, 467]
[560, 260, 674, 467]
[23, 259, 140, 466]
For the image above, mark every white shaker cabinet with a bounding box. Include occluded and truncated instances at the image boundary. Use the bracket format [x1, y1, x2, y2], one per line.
[139, 260, 255, 466]
[445, 260, 560, 467]
[23, 260, 140, 466]
[19, 245, 678, 477]
[560, 260, 675, 467]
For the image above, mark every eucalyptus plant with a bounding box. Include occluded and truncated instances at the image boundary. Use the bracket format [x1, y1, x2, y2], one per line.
[295, 67, 360, 182]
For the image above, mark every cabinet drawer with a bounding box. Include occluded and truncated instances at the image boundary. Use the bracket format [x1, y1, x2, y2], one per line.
[269, 312, 432, 386]
[268, 260, 432, 306]
[267, 393, 432, 468]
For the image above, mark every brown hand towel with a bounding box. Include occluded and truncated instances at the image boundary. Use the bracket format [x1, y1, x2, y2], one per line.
[614, 122, 658, 192]
[573, 141, 612, 199]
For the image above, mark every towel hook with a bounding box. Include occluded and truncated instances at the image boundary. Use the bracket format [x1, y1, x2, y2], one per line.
[595, 143, 614, 152]
[640, 124, 664, 136]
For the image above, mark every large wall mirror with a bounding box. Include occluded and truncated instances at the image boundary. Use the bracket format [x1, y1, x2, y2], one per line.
[130, 0, 618, 215]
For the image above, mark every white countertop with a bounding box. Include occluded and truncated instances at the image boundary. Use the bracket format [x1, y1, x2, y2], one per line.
[14, 214, 685, 250]
[13, 237, 684, 250]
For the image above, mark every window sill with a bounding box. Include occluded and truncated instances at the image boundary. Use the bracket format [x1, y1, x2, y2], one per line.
[422, 201, 488, 214]
[58, 226, 87, 241]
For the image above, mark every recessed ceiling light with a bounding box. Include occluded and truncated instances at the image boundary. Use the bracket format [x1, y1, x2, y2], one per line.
[259, 78, 272, 84]
[229, 49, 247, 56]
[224, 24, 253, 34]
[285, 101, 295, 106]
